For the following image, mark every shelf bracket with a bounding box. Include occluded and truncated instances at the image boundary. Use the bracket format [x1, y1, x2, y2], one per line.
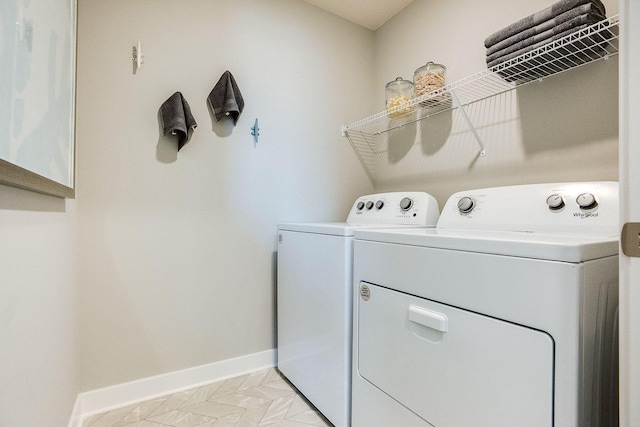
[449, 89, 486, 157]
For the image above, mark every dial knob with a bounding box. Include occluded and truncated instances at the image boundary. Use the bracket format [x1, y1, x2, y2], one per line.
[457, 197, 475, 214]
[576, 193, 598, 210]
[399, 197, 413, 211]
[366, 201, 374, 210]
[356, 201, 365, 211]
[375, 200, 384, 210]
[546, 194, 565, 210]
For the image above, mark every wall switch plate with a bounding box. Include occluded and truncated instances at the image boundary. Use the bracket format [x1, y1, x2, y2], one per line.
[621, 222, 640, 257]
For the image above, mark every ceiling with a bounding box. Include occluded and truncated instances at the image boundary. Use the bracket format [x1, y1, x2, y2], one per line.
[302, 0, 415, 30]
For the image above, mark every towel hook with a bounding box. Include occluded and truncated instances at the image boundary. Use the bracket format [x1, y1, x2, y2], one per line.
[132, 40, 144, 72]
[251, 118, 260, 144]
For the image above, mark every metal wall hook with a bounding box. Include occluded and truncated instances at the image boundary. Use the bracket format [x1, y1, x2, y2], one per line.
[251, 118, 260, 144]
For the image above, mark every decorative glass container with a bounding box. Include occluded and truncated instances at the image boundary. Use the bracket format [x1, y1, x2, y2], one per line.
[385, 77, 414, 118]
[413, 62, 447, 99]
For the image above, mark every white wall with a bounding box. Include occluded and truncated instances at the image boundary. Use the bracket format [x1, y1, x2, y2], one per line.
[0, 185, 78, 427]
[372, 0, 620, 205]
[76, 0, 373, 391]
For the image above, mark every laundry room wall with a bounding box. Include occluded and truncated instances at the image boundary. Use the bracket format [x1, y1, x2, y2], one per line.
[75, 0, 374, 391]
[0, 186, 78, 427]
[371, 0, 620, 206]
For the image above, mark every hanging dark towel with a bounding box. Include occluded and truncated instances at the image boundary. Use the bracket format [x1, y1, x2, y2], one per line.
[208, 70, 244, 125]
[160, 92, 197, 151]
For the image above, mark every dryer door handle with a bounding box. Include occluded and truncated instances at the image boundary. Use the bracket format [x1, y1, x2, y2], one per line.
[408, 305, 448, 332]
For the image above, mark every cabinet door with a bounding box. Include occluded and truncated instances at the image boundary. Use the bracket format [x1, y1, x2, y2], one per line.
[357, 283, 554, 427]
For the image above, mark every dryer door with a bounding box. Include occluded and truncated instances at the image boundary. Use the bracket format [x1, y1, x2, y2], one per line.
[357, 283, 554, 427]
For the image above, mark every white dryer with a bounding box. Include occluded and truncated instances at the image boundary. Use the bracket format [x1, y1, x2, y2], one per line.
[277, 192, 440, 427]
[352, 182, 619, 427]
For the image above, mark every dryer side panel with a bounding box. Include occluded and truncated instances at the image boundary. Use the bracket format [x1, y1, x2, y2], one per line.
[276, 230, 352, 427]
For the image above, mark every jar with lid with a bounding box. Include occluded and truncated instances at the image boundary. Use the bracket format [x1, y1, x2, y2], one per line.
[413, 62, 447, 100]
[385, 77, 414, 118]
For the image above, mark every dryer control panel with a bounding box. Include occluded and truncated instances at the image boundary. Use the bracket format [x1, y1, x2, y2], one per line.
[438, 182, 619, 236]
[347, 192, 440, 227]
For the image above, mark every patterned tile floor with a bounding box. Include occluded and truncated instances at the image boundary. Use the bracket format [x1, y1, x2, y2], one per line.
[82, 368, 333, 427]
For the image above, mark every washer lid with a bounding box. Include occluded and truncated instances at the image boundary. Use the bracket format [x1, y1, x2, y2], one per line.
[354, 228, 618, 262]
[278, 222, 359, 237]
[278, 222, 435, 237]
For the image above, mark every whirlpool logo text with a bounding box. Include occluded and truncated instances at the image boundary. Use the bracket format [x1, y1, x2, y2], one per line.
[574, 212, 599, 219]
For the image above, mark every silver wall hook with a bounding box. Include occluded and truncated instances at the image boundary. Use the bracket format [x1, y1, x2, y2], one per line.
[251, 118, 260, 144]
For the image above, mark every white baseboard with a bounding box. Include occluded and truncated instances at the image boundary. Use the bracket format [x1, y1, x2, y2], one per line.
[67, 395, 83, 427]
[70, 349, 276, 426]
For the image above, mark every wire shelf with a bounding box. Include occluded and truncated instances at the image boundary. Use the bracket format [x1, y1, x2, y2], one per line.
[344, 15, 619, 182]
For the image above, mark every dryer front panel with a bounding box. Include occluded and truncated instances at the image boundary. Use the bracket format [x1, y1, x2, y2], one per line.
[357, 282, 554, 427]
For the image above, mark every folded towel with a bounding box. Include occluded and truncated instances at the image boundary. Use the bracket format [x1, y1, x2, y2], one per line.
[486, 3, 604, 56]
[160, 92, 197, 151]
[207, 70, 244, 125]
[487, 23, 607, 68]
[486, 12, 605, 64]
[484, 0, 606, 48]
[494, 38, 609, 83]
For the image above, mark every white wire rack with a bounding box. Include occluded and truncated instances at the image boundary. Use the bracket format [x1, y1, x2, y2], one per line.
[343, 15, 619, 183]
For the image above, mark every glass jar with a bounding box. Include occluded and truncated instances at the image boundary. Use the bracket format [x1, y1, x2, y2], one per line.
[385, 77, 414, 118]
[413, 62, 447, 98]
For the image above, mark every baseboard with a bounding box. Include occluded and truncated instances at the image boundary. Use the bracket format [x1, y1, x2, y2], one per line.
[72, 349, 276, 425]
[67, 395, 83, 427]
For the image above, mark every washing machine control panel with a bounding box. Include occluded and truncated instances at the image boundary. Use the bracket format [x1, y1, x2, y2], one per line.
[347, 192, 440, 226]
[439, 182, 618, 235]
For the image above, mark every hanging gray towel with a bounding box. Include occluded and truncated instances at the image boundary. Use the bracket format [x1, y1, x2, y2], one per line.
[160, 91, 197, 151]
[208, 70, 244, 125]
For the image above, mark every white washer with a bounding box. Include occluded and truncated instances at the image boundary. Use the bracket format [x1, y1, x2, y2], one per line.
[352, 182, 619, 427]
[277, 192, 440, 427]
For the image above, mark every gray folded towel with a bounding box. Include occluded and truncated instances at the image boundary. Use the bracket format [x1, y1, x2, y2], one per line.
[486, 12, 604, 64]
[492, 30, 611, 83]
[484, 0, 606, 48]
[486, 3, 604, 56]
[160, 91, 197, 151]
[207, 70, 244, 125]
[487, 23, 595, 68]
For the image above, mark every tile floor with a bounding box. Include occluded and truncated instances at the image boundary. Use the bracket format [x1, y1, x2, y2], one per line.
[82, 368, 333, 427]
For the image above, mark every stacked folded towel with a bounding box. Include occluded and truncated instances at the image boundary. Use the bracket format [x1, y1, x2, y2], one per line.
[484, 0, 607, 69]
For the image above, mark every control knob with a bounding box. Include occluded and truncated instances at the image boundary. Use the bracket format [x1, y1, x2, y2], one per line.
[356, 201, 365, 211]
[399, 197, 413, 211]
[457, 196, 475, 214]
[366, 201, 374, 210]
[375, 200, 384, 210]
[546, 194, 565, 210]
[576, 193, 598, 210]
